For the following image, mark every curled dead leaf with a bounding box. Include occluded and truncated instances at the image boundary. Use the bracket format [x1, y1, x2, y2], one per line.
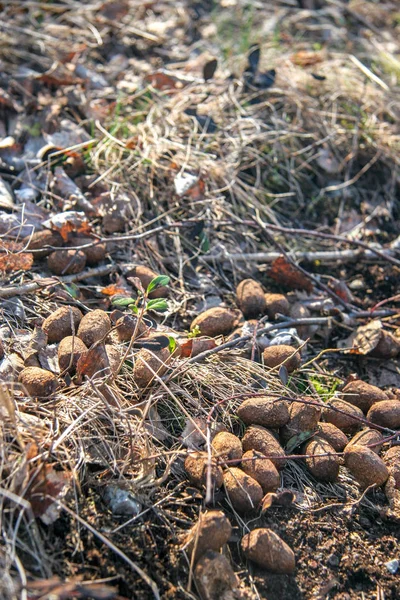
[0, 241, 33, 272]
[269, 256, 313, 292]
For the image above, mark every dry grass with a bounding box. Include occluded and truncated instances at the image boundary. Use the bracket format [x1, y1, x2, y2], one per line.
[0, 1, 400, 598]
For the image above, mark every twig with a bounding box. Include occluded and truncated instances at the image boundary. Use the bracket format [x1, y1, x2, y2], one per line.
[166, 248, 400, 267]
[0, 265, 115, 299]
[256, 215, 356, 312]
[172, 317, 331, 372]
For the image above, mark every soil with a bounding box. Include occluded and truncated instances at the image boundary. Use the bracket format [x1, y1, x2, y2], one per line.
[1, 1, 400, 600]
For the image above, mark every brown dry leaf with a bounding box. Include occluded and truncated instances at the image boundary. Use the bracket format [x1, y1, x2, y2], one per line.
[76, 343, 110, 379]
[0, 241, 33, 272]
[180, 338, 217, 358]
[348, 320, 382, 355]
[144, 71, 185, 91]
[328, 278, 354, 304]
[27, 464, 70, 524]
[101, 284, 127, 296]
[268, 256, 313, 292]
[37, 64, 81, 87]
[291, 50, 324, 67]
[43, 211, 91, 242]
[261, 493, 277, 513]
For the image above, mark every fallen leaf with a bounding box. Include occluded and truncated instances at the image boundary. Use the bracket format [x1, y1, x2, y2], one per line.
[52, 166, 96, 216]
[291, 50, 324, 67]
[268, 256, 313, 292]
[0, 241, 33, 272]
[203, 58, 218, 81]
[101, 284, 127, 296]
[174, 172, 205, 199]
[144, 71, 185, 91]
[43, 211, 90, 241]
[286, 429, 317, 453]
[180, 337, 217, 358]
[0, 175, 14, 209]
[37, 63, 81, 87]
[261, 493, 277, 513]
[328, 278, 354, 303]
[27, 464, 70, 524]
[76, 343, 110, 379]
[348, 320, 382, 355]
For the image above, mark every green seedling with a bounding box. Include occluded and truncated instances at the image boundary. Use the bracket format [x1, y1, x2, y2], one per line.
[187, 325, 201, 339]
[112, 275, 170, 315]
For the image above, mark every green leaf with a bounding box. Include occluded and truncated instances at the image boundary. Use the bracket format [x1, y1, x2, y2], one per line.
[63, 283, 80, 299]
[285, 430, 317, 454]
[112, 296, 136, 307]
[187, 325, 201, 339]
[199, 231, 210, 253]
[130, 304, 139, 314]
[146, 275, 170, 294]
[147, 298, 169, 312]
[168, 336, 177, 354]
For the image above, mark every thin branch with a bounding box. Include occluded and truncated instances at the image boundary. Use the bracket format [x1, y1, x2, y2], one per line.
[0, 265, 115, 299]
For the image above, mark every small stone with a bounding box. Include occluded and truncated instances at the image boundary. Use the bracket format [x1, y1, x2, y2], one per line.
[262, 345, 301, 373]
[236, 279, 266, 318]
[77, 309, 111, 347]
[385, 559, 399, 574]
[264, 293, 290, 320]
[241, 450, 280, 493]
[70, 236, 107, 266]
[58, 336, 88, 373]
[289, 302, 312, 339]
[126, 265, 168, 299]
[241, 528, 295, 574]
[43, 306, 83, 344]
[342, 380, 388, 414]
[281, 399, 321, 444]
[327, 554, 340, 568]
[237, 396, 290, 428]
[242, 425, 286, 470]
[345, 428, 383, 455]
[184, 511, 232, 562]
[184, 452, 223, 491]
[344, 445, 389, 489]
[223, 467, 263, 513]
[47, 249, 86, 275]
[367, 400, 400, 429]
[194, 551, 239, 600]
[212, 432, 242, 465]
[24, 229, 63, 259]
[384, 446, 400, 489]
[304, 437, 339, 482]
[103, 486, 142, 516]
[317, 422, 348, 452]
[19, 366, 58, 398]
[103, 212, 126, 233]
[190, 307, 239, 338]
[133, 347, 170, 388]
[324, 399, 364, 433]
[115, 314, 151, 342]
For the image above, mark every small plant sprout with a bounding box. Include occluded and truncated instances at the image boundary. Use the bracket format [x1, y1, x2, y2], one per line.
[187, 324, 201, 339]
[112, 275, 170, 315]
[111, 274, 171, 378]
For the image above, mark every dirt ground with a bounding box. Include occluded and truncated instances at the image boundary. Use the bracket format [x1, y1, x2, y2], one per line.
[1, 1, 400, 599]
